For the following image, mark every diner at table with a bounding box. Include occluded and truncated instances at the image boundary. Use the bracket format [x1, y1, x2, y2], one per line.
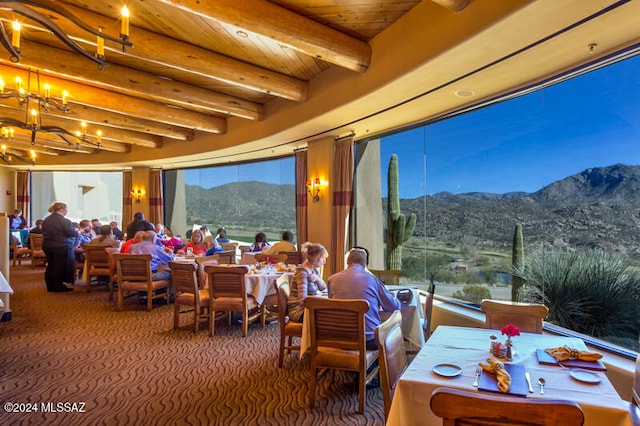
[287, 242, 328, 322]
[386, 325, 633, 426]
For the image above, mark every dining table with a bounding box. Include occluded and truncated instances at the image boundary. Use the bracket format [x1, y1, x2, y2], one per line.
[386, 325, 632, 426]
[299, 286, 425, 357]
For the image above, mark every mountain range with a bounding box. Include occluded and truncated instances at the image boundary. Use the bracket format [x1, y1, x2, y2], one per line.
[186, 163, 640, 256]
[404, 163, 640, 255]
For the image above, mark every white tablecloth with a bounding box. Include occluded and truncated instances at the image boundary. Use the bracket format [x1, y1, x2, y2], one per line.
[299, 288, 425, 357]
[387, 325, 632, 426]
[245, 271, 292, 305]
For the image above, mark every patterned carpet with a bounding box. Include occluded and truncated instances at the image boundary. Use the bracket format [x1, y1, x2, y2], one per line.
[0, 265, 386, 425]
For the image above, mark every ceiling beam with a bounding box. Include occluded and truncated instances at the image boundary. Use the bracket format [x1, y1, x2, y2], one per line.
[9, 39, 264, 121]
[1, 139, 66, 155]
[0, 61, 226, 135]
[23, 4, 309, 102]
[156, 0, 372, 73]
[431, 0, 471, 12]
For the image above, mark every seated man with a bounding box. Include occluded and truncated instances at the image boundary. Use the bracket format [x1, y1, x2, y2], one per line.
[129, 230, 174, 281]
[261, 230, 296, 255]
[89, 224, 120, 248]
[328, 247, 401, 350]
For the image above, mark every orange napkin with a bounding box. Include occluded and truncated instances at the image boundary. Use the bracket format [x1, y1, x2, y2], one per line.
[545, 346, 602, 362]
[479, 358, 511, 393]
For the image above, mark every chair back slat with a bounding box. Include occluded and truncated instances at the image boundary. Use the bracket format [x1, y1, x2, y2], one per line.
[83, 245, 111, 269]
[305, 297, 369, 351]
[481, 300, 549, 334]
[217, 250, 236, 264]
[205, 265, 248, 298]
[114, 254, 152, 282]
[170, 261, 198, 295]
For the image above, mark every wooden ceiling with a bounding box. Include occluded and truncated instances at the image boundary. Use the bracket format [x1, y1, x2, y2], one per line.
[0, 0, 638, 169]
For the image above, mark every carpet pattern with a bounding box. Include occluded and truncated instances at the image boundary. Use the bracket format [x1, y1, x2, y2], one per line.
[0, 266, 386, 425]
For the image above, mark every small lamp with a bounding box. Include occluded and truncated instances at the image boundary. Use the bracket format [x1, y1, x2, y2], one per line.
[307, 177, 321, 203]
[131, 187, 145, 203]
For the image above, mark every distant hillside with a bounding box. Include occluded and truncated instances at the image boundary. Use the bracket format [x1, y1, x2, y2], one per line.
[185, 164, 640, 256]
[185, 181, 295, 233]
[402, 163, 640, 255]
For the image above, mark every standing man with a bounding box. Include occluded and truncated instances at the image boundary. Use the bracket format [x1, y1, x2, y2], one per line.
[126, 212, 154, 240]
[328, 248, 400, 349]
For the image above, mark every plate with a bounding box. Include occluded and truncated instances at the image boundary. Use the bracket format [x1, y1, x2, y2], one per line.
[569, 369, 601, 384]
[432, 364, 463, 377]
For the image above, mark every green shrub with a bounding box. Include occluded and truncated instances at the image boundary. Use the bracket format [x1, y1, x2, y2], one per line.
[518, 248, 640, 350]
[452, 285, 492, 305]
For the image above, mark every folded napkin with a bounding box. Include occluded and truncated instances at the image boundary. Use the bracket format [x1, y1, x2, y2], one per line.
[479, 358, 511, 393]
[545, 345, 603, 362]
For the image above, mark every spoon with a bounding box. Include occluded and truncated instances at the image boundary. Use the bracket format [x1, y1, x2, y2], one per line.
[538, 377, 545, 395]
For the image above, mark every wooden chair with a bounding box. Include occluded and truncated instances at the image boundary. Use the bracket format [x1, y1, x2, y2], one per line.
[82, 244, 112, 293]
[303, 296, 379, 414]
[114, 254, 171, 311]
[422, 283, 435, 340]
[370, 269, 402, 285]
[105, 247, 121, 301]
[221, 242, 238, 252]
[204, 265, 260, 337]
[480, 299, 549, 334]
[170, 261, 210, 333]
[29, 234, 47, 268]
[275, 275, 302, 367]
[254, 253, 287, 263]
[430, 387, 585, 426]
[284, 251, 302, 265]
[216, 250, 236, 264]
[375, 310, 407, 419]
[11, 234, 32, 266]
[239, 245, 252, 256]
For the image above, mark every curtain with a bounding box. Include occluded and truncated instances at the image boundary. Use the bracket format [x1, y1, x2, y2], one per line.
[149, 169, 163, 226]
[16, 171, 30, 225]
[295, 150, 308, 246]
[122, 171, 132, 236]
[330, 137, 354, 274]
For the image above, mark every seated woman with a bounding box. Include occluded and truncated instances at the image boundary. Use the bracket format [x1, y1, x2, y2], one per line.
[177, 229, 208, 256]
[160, 227, 183, 252]
[216, 227, 230, 244]
[287, 242, 328, 322]
[250, 232, 270, 252]
[89, 224, 119, 248]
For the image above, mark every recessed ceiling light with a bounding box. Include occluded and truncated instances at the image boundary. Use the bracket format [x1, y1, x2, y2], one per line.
[237, 30, 248, 38]
[455, 89, 476, 98]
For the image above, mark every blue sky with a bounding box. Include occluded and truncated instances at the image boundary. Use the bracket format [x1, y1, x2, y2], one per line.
[381, 54, 640, 198]
[186, 54, 640, 199]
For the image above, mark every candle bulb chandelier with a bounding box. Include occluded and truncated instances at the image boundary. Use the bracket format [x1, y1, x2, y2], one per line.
[0, 67, 105, 165]
[0, 1, 133, 69]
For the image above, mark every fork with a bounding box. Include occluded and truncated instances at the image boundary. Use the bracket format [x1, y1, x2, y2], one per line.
[473, 367, 481, 387]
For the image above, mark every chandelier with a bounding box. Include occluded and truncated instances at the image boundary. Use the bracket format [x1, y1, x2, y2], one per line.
[0, 67, 104, 165]
[0, 0, 133, 69]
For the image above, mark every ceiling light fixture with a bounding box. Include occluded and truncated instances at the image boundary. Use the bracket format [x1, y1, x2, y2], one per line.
[0, 1, 133, 69]
[0, 67, 104, 164]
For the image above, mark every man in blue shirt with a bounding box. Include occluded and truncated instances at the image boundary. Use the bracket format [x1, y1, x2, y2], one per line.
[129, 230, 174, 281]
[328, 247, 401, 350]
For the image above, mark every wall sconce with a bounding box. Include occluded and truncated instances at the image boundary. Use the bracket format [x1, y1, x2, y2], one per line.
[307, 177, 321, 203]
[131, 187, 145, 203]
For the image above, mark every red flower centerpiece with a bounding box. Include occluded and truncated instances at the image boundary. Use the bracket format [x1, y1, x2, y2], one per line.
[500, 324, 520, 361]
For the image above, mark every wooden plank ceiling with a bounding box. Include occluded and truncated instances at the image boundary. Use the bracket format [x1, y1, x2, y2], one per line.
[0, 0, 469, 163]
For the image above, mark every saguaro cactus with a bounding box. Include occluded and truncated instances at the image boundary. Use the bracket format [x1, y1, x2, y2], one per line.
[386, 154, 416, 270]
[511, 223, 526, 302]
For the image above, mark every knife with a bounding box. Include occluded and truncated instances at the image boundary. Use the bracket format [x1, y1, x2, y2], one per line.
[525, 371, 534, 393]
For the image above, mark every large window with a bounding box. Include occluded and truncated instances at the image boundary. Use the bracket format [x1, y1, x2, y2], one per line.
[31, 171, 123, 226]
[164, 157, 295, 245]
[355, 53, 640, 352]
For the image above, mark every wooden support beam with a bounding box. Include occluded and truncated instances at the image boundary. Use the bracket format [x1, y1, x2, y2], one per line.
[1, 139, 66, 155]
[431, 0, 470, 12]
[11, 41, 264, 121]
[26, 4, 309, 102]
[0, 61, 227, 136]
[156, 0, 372, 73]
